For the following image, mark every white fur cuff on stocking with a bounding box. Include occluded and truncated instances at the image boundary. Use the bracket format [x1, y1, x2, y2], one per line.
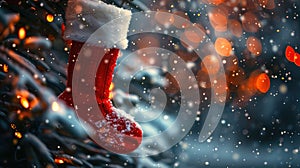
[64, 0, 131, 49]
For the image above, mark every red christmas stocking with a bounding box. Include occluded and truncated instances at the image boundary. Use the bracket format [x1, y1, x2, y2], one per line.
[59, 41, 142, 153]
[59, 0, 143, 153]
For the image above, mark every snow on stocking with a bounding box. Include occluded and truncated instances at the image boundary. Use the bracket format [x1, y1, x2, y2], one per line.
[59, 0, 143, 153]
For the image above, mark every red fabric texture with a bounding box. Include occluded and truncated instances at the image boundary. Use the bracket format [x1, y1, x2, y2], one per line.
[59, 41, 142, 153]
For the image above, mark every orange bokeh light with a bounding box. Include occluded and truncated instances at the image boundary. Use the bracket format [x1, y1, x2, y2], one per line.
[136, 35, 160, 49]
[225, 0, 239, 7]
[176, 50, 199, 62]
[228, 19, 242, 37]
[208, 7, 228, 32]
[180, 24, 205, 49]
[242, 12, 260, 33]
[196, 70, 211, 89]
[180, 32, 199, 49]
[172, 11, 191, 29]
[212, 77, 228, 103]
[215, 37, 232, 57]
[202, 0, 225, 6]
[255, 73, 270, 93]
[258, 0, 275, 9]
[223, 55, 239, 71]
[164, 73, 180, 94]
[155, 10, 174, 26]
[227, 67, 246, 86]
[285, 45, 295, 62]
[201, 55, 220, 75]
[294, 53, 300, 66]
[184, 29, 204, 44]
[258, 0, 269, 7]
[246, 36, 262, 56]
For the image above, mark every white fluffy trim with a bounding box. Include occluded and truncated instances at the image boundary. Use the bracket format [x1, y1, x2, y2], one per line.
[64, 0, 131, 49]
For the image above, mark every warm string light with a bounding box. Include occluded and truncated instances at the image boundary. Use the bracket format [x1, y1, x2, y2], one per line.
[51, 101, 66, 115]
[54, 157, 73, 164]
[18, 27, 26, 40]
[16, 90, 40, 112]
[20, 97, 30, 109]
[10, 124, 16, 129]
[46, 14, 54, 23]
[51, 101, 60, 112]
[11, 125, 23, 142]
[14, 132, 22, 139]
[54, 158, 64, 164]
[2, 64, 8, 72]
